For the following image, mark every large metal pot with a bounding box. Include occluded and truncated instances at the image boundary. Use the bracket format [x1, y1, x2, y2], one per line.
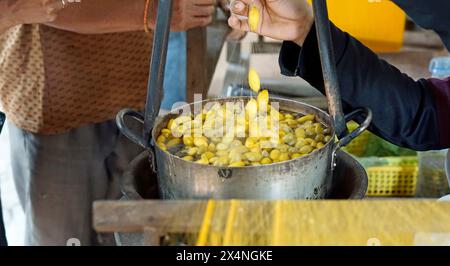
[118, 96, 371, 199]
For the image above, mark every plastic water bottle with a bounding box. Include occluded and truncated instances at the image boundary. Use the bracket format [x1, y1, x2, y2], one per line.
[429, 56, 450, 78]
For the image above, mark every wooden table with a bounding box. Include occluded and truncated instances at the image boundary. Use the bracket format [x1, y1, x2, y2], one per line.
[94, 200, 450, 246]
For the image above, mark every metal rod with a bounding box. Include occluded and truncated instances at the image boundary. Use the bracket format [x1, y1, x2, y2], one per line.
[312, 0, 348, 139]
[143, 0, 173, 146]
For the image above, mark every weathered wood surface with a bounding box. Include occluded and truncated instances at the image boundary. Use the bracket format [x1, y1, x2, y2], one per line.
[186, 18, 229, 102]
[94, 201, 208, 233]
[94, 200, 450, 245]
[187, 28, 208, 103]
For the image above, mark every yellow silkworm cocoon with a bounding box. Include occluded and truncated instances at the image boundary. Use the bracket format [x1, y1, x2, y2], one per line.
[282, 133, 295, 146]
[229, 152, 243, 164]
[161, 128, 171, 138]
[248, 5, 260, 32]
[246, 98, 258, 118]
[299, 145, 314, 154]
[166, 138, 181, 148]
[230, 139, 243, 148]
[257, 90, 269, 113]
[248, 68, 261, 93]
[201, 152, 215, 160]
[291, 153, 303, 159]
[158, 143, 167, 151]
[208, 143, 216, 152]
[216, 143, 229, 151]
[214, 156, 229, 167]
[245, 137, 258, 148]
[279, 153, 290, 162]
[305, 138, 317, 147]
[260, 158, 272, 165]
[284, 114, 294, 120]
[182, 156, 194, 161]
[197, 145, 207, 155]
[229, 161, 246, 167]
[298, 114, 315, 124]
[157, 135, 166, 143]
[216, 150, 229, 157]
[187, 147, 199, 156]
[315, 134, 325, 142]
[167, 118, 175, 130]
[183, 136, 194, 146]
[269, 149, 281, 160]
[194, 137, 208, 148]
[295, 138, 306, 149]
[286, 119, 298, 127]
[209, 157, 219, 164]
[244, 152, 263, 162]
[196, 158, 209, 165]
[295, 128, 306, 138]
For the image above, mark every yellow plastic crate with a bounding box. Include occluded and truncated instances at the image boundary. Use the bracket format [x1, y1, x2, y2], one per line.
[308, 0, 406, 52]
[344, 122, 418, 197]
[365, 157, 418, 197]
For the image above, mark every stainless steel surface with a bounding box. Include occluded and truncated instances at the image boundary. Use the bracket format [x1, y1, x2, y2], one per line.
[312, 0, 348, 139]
[121, 149, 368, 200]
[152, 97, 336, 199]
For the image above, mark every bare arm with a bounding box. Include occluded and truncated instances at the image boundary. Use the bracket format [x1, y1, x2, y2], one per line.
[45, 0, 216, 34]
[1, 0, 215, 36]
[0, 16, 14, 34]
[44, 0, 145, 34]
[0, 0, 64, 35]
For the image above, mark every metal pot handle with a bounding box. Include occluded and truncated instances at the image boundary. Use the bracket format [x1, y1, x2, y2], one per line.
[116, 109, 158, 174]
[338, 107, 373, 148]
[116, 109, 148, 149]
[331, 107, 373, 170]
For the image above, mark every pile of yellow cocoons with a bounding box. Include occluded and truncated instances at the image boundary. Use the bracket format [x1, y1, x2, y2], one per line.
[155, 95, 332, 168]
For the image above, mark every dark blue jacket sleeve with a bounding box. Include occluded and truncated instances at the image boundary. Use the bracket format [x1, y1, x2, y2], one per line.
[279, 22, 450, 150]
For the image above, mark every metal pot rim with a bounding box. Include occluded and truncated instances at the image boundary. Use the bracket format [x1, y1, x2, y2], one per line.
[151, 96, 336, 169]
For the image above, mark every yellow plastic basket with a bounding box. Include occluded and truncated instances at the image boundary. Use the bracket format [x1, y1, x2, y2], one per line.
[344, 122, 418, 197]
[308, 0, 406, 52]
[365, 157, 418, 197]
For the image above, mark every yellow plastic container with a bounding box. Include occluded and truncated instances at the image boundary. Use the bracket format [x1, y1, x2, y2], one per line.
[309, 0, 406, 52]
[366, 158, 418, 197]
[344, 122, 418, 197]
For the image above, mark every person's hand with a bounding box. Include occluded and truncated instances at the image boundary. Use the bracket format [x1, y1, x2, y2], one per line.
[217, 0, 247, 41]
[228, 0, 314, 46]
[1, 0, 71, 26]
[149, 0, 216, 32]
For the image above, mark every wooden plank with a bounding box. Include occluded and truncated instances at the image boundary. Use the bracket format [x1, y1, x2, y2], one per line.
[93, 201, 207, 233]
[186, 17, 229, 102]
[187, 28, 208, 103]
[94, 200, 450, 245]
[143, 227, 161, 246]
[403, 30, 445, 49]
